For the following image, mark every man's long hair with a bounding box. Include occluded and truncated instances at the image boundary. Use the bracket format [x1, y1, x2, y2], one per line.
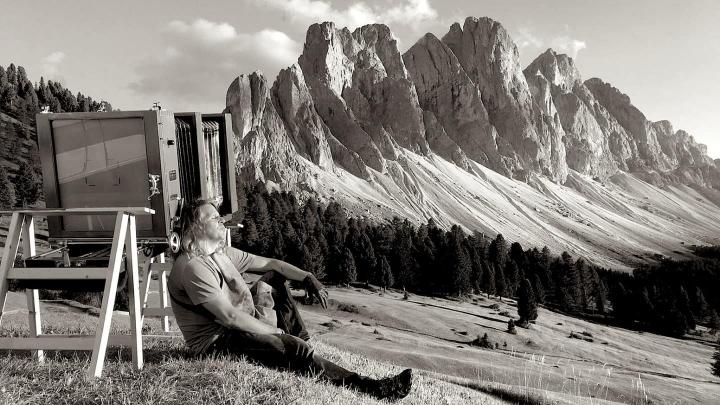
[180, 199, 226, 257]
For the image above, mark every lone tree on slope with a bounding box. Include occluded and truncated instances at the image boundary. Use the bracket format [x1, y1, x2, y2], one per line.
[517, 277, 538, 326]
[507, 319, 517, 335]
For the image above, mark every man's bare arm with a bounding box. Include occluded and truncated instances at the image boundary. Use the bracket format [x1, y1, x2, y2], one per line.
[201, 294, 281, 334]
[245, 256, 309, 282]
[245, 256, 328, 308]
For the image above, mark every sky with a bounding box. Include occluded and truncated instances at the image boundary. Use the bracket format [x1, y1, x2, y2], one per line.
[1, 0, 718, 158]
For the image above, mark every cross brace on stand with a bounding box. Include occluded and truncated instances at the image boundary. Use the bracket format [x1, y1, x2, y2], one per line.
[0, 207, 153, 378]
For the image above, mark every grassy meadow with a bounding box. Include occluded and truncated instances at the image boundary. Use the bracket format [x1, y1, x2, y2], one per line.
[1, 283, 719, 404]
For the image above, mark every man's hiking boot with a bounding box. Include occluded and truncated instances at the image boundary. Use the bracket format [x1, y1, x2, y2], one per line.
[365, 368, 413, 401]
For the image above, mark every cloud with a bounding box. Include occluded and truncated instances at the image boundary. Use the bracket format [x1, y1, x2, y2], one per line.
[41, 51, 66, 78]
[129, 19, 300, 111]
[511, 27, 587, 60]
[550, 36, 587, 59]
[515, 27, 542, 49]
[261, 0, 437, 29]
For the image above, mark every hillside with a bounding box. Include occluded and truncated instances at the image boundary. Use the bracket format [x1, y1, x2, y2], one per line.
[0, 62, 112, 208]
[225, 17, 720, 270]
[0, 111, 38, 172]
[0, 291, 518, 405]
[2, 286, 718, 404]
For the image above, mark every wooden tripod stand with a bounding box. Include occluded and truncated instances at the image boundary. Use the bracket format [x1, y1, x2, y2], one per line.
[0, 207, 153, 378]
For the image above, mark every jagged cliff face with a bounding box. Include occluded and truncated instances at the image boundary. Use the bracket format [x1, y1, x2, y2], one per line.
[226, 17, 720, 269]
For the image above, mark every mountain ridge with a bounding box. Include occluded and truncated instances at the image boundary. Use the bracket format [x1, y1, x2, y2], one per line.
[225, 16, 720, 270]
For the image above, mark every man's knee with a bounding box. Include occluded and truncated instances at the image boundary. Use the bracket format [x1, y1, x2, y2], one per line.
[259, 270, 288, 287]
[252, 281, 276, 308]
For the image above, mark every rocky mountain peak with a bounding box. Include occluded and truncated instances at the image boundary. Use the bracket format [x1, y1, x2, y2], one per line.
[441, 16, 568, 182]
[524, 48, 583, 93]
[228, 16, 720, 221]
[351, 24, 408, 79]
[225, 72, 268, 141]
[225, 16, 720, 268]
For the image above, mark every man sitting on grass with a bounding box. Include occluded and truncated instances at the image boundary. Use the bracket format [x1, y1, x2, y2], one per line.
[168, 201, 413, 401]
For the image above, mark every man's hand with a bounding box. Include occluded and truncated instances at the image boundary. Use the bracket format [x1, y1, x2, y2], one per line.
[303, 274, 328, 309]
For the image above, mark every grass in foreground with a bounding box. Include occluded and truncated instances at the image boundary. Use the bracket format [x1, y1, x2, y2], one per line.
[0, 323, 511, 405]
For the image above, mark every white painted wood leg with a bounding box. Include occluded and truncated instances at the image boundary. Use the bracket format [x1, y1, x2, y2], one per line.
[0, 213, 24, 328]
[157, 253, 170, 332]
[125, 215, 144, 370]
[21, 216, 44, 363]
[87, 213, 128, 378]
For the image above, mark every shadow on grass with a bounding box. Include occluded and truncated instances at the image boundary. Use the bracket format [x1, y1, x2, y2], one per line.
[420, 370, 553, 405]
[407, 300, 509, 324]
[0, 346, 195, 364]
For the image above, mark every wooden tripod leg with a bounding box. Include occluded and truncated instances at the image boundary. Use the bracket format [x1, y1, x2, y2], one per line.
[140, 256, 153, 327]
[157, 253, 170, 332]
[22, 216, 44, 363]
[125, 215, 143, 370]
[88, 213, 128, 378]
[0, 213, 24, 328]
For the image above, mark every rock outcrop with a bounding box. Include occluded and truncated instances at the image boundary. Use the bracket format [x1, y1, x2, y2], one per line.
[223, 16, 720, 268]
[524, 49, 623, 179]
[226, 72, 307, 184]
[403, 33, 499, 173]
[226, 16, 720, 231]
[441, 18, 568, 182]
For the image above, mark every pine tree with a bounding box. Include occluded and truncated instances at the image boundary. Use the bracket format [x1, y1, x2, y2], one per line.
[507, 319, 517, 335]
[532, 273, 546, 304]
[517, 278, 538, 324]
[611, 282, 632, 324]
[694, 287, 709, 321]
[505, 261, 519, 297]
[238, 217, 260, 252]
[538, 246, 552, 291]
[489, 234, 508, 270]
[268, 221, 285, 261]
[347, 223, 376, 284]
[414, 224, 436, 294]
[509, 242, 526, 269]
[12, 161, 41, 207]
[595, 280, 608, 314]
[323, 202, 348, 249]
[378, 255, 394, 289]
[300, 236, 326, 279]
[482, 261, 496, 297]
[337, 247, 357, 285]
[246, 184, 271, 254]
[495, 264, 507, 300]
[678, 286, 696, 330]
[575, 258, 590, 310]
[446, 225, 471, 295]
[281, 219, 301, 265]
[7, 137, 21, 158]
[391, 219, 416, 289]
[709, 310, 720, 332]
[0, 166, 16, 209]
[466, 234, 485, 293]
[637, 287, 655, 325]
[658, 297, 689, 337]
[559, 252, 580, 311]
[475, 332, 493, 349]
[712, 341, 720, 377]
